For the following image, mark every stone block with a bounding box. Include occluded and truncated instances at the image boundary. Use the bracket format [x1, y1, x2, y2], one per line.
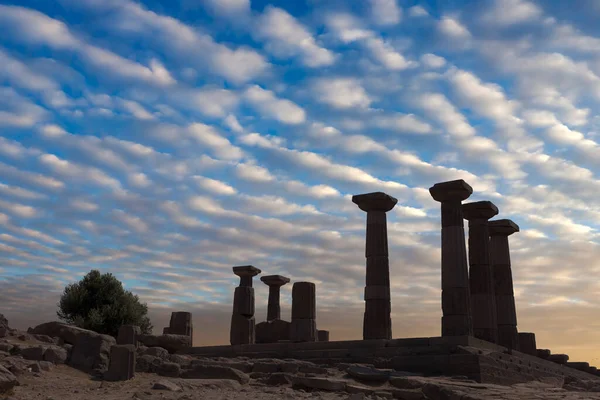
[429, 180, 473, 204]
[441, 287, 470, 315]
[318, 330, 329, 342]
[292, 282, 316, 319]
[104, 344, 135, 381]
[517, 332, 536, 356]
[69, 332, 115, 373]
[440, 227, 469, 288]
[492, 265, 514, 294]
[290, 319, 317, 342]
[497, 325, 518, 350]
[352, 192, 398, 213]
[536, 349, 551, 359]
[233, 265, 261, 287]
[21, 346, 45, 361]
[169, 312, 192, 337]
[567, 361, 589, 371]
[255, 319, 290, 344]
[117, 325, 141, 347]
[364, 285, 390, 300]
[230, 314, 255, 345]
[495, 295, 517, 325]
[548, 354, 568, 364]
[233, 286, 255, 317]
[365, 256, 390, 286]
[366, 212, 389, 257]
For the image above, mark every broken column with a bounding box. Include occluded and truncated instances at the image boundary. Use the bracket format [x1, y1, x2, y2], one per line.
[168, 312, 193, 346]
[518, 332, 537, 356]
[352, 192, 397, 340]
[290, 282, 317, 342]
[489, 219, 520, 350]
[318, 330, 330, 342]
[260, 275, 291, 321]
[117, 325, 141, 348]
[429, 180, 474, 337]
[230, 265, 261, 345]
[104, 344, 135, 381]
[463, 201, 499, 344]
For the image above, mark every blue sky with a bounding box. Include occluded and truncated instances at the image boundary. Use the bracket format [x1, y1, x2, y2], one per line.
[1, 0, 600, 360]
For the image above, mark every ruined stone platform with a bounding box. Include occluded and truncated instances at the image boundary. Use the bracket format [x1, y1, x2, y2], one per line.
[179, 336, 600, 385]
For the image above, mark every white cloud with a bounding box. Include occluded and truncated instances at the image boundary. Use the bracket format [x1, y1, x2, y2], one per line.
[408, 5, 429, 17]
[363, 38, 416, 70]
[326, 13, 373, 43]
[414, 93, 475, 137]
[480, 0, 542, 26]
[235, 163, 274, 183]
[119, 99, 155, 120]
[194, 176, 237, 195]
[255, 6, 335, 67]
[374, 113, 433, 134]
[187, 123, 244, 160]
[203, 0, 250, 16]
[369, 0, 402, 26]
[243, 85, 306, 124]
[312, 78, 372, 109]
[421, 53, 446, 69]
[438, 16, 471, 39]
[174, 88, 239, 118]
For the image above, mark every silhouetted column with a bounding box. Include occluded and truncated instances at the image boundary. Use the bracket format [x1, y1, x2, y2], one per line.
[489, 219, 520, 350]
[230, 265, 261, 345]
[429, 180, 473, 337]
[260, 275, 291, 321]
[352, 192, 398, 340]
[169, 311, 193, 346]
[290, 282, 317, 342]
[463, 201, 499, 344]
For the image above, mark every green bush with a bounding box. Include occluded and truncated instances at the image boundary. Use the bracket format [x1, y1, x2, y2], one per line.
[57, 269, 153, 337]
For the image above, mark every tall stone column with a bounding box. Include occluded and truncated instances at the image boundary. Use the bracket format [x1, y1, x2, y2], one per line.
[429, 180, 473, 337]
[463, 201, 499, 344]
[290, 282, 317, 342]
[489, 219, 520, 350]
[260, 275, 291, 321]
[230, 265, 261, 345]
[352, 192, 398, 340]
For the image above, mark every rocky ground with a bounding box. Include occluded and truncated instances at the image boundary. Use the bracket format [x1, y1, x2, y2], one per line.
[2, 315, 600, 399]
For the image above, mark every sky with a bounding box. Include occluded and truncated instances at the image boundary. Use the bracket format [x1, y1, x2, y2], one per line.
[0, 0, 599, 364]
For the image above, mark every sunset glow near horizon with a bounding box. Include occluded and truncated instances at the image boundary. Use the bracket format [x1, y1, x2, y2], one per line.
[0, 0, 599, 363]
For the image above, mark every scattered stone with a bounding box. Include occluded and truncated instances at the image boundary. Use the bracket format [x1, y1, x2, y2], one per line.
[346, 393, 367, 400]
[20, 346, 46, 361]
[156, 361, 181, 377]
[152, 379, 182, 392]
[28, 362, 41, 373]
[144, 347, 169, 360]
[0, 364, 18, 393]
[69, 330, 115, 373]
[291, 376, 346, 391]
[180, 364, 250, 384]
[0, 343, 13, 353]
[117, 325, 141, 347]
[137, 334, 191, 353]
[389, 377, 427, 390]
[136, 355, 161, 373]
[265, 372, 293, 386]
[43, 346, 68, 364]
[253, 362, 280, 373]
[39, 361, 53, 371]
[168, 354, 192, 366]
[32, 334, 57, 344]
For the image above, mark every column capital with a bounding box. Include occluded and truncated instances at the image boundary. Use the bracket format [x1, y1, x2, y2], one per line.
[429, 179, 473, 202]
[260, 275, 290, 287]
[352, 192, 398, 212]
[233, 265, 262, 277]
[489, 219, 519, 236]
[462, 201, 498, 221]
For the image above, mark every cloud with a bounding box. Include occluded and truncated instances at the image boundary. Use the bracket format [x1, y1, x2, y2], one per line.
[312, 78, 372, 109]
[369, 0, 402, 26]
[480, 0, 542, 26]
[438, 16, 471, 39]
[243, 85, 306, 124]
[255, 6, 336, 67]
[187, 123, 245, 160]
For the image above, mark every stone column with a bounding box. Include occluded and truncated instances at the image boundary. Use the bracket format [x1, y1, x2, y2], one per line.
[352, 192, 397, 340]
[429, 180, 474, 337]
[230, 265, 261, 345]
[168, 311, 193, 346]
[463, 201, 499, 344]
[290, 282, 317, 342]
[260, 275, 291, 321]
[489, 219, 520, 350]
[117, 325, 141, 348]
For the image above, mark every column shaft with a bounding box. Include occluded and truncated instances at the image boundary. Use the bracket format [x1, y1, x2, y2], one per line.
[490, 234, 518, 349]
[267, 286, 281, 321]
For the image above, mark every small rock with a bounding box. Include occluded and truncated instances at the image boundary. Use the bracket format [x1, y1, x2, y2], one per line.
[20, 346, 45, 361]
[346, 393, 366, 400]
[144, 347, 169, 360]
[0, 364, 18, 393]
[44, 347, 68, 364]
[180, 364, 250, 384]
[253, 362, 280, 373]
[156, 362, 181, 378]
[265, 372, 293, 386]
[292, 376, 347, 392]
[28, 362, 41, 373]
[347, 365, 390, 383]
[152, 379, 182, 392]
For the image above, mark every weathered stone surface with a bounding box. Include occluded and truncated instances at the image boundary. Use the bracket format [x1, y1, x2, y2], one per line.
[363, 299, 392, 340]
[136, 354, 161, 373]
[0, 364, 18, 393]
[352, 192, 398, 213]
[180, 364, 250, 384]
[567, 362, 590, 371]
[265, 372, 293, 386]
[20, 346, 46, 361]
[0, 314, 8, 330]
[43, 346, 68, 364]
[518, 332, 537, 356]
[347, 365, 391, 382]
[32, 334, 57, 344]
[144, 346, 169, 359]
[290, 318, 317, 343]
[152, 379, 182, 391]
[537, 349, 551, 359]
[117, 325, 141, 347]
[253, 362, 280, 373]
[104, 344, 135, 381]
[230, 314, 255, 345]
[233, 286, 255, 316]
[169, 312, 193, 336]
[156, 361, 181, 377]
[30, 322, 88, 345]
[256, 319, 291, 344]
[292, 376, 347, 391]
[318, 330, 330, 342]
[69, 331, 116, 373]
[137, 334, 191, 353]
[233, 265, 261, 287]
[292, 282, 316, 320]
